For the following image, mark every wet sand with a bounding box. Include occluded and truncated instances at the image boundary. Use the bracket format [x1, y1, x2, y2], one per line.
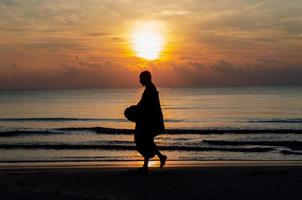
[0, 161, 301, 200]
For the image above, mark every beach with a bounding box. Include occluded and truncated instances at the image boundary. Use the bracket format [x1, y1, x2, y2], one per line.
[0, 161, 302, 200]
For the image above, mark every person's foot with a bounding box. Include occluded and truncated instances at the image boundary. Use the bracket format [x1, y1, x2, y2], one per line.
[159, 155, 167, 169]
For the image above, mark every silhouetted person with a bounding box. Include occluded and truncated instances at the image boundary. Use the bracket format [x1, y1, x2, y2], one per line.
[135, 71, 167, 172]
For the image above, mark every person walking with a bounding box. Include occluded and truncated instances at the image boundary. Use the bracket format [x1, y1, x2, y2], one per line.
[129, 71, 167, 173]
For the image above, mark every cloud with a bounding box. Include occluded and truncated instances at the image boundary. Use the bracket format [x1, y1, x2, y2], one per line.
[78, 61, 111, 68]
[0, 0, 18, 6]
[56, 61, 138, 88]
[88, 32, 108, 37]
[0, 62, 17, 70]
[256, 57, 280, 65]
[1, 58, 302, 89]
[159, 10, 192, 16]
[0, 0, 302, 89]
[24, 41, 80, 51]
[170, 59, 302, 87]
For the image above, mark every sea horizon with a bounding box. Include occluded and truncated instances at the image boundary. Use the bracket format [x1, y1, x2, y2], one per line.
[1, 84, 302, 90]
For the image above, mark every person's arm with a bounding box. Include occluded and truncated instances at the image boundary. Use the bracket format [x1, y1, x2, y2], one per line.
[137, 87, 148, 108]
[137, 93, 144, 108]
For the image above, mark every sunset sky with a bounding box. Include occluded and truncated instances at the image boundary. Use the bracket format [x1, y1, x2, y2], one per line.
[0, 0, 302, 89]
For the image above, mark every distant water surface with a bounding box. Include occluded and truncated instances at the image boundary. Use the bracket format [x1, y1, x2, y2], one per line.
[1, 87, 302, 162]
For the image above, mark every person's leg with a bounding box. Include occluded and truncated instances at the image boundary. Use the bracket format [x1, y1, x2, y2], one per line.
[155, 149, 167, 168]
[143, 157, 149, 169]
[151, 135, 167, 168]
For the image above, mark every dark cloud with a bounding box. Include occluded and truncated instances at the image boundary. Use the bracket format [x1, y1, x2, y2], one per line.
[0, 0, 18, 6]
[54, 62, 138, 88]
[256, 57, 280, 65]
[0, 62, 17, 69]
[10, 62, 17, 69]
[1, 59, 302, 89]
[61, 64, 83, 77]
[0, 61, 138, 89]
[78, 61, 112, 68]
[171, 60, 302, 87]
[187, 61, 204, 68]
[24, 41, 80, 51]
[89, 32, 108, 37]
[0, 27, 70, 33]
[111, 37, 122, 41]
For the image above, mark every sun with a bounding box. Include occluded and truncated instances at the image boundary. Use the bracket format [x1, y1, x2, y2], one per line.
[132, 32, 163, 60]
[131, 22, 165, 60]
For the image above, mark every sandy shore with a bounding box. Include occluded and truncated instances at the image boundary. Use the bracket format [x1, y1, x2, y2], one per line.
[0, 161, 301, 200]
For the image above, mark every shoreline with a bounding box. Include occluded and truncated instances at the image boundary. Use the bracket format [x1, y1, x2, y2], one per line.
[1, 160, 302, 170]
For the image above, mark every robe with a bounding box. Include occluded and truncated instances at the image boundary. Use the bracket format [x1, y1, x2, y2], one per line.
[134, 83, 165, 158]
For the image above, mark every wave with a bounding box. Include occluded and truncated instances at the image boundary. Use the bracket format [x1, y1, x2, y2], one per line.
[281, 150, 302, 155]
[248, 119, 302, 123]
[203, 140, 302, 150]
[0, 117, 182, 123]
[0, 117, 126, 122]
[166, 129, 302, 134]
[2, 127, 302, 137]
[163, 106, 238, 110]
[0, 130, 60, 137]
[0, 128, 135, 137]
[0, 143, 273, 152]
[58, 127, 302, 134]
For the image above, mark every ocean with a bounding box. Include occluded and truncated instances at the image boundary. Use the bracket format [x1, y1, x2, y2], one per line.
[1, 87, 302, 163]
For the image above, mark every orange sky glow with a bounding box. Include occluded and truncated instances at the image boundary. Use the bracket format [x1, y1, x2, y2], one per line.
[0, 0, 302, 89]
